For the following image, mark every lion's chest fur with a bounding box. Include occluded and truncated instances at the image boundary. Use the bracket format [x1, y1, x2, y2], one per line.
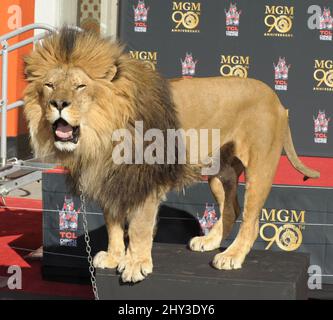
[70, 154, 196, 217]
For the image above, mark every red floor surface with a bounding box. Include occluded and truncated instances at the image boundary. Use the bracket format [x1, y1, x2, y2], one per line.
[0, 198, 93, 299]
[201, 156, 333, 187]
[260, 156, 332, 187]
[51, 156, 333, 187]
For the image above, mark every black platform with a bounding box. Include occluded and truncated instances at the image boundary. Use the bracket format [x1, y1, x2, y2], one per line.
[96, 243, 309, 300]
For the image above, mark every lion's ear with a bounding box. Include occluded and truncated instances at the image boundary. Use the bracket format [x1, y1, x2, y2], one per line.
[105, 65, 118, 81]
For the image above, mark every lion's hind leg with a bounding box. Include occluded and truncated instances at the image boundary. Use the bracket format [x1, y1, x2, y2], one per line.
[189, 176, 224, 252]
[189, 159, 242, 252]
[221, 158, 244, 238]
[213, 156, 280, 270]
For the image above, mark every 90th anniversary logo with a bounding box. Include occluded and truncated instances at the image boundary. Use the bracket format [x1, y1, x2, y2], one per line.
[172, 1, 201, 33]
[313, 59, 333, 91]
[220, 55, 250, 78]
[260, 208, 305, 251]
[264, 5, 294, 37]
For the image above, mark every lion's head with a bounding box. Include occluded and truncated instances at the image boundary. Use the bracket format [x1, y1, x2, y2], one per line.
[24, 27, 198, 213]
[23, 27, 140, 161]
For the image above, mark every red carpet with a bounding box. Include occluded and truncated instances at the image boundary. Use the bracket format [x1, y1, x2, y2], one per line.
[0, 197, 93, 299]
[239, 156, 333, 187]
[51, 156, 333, 187]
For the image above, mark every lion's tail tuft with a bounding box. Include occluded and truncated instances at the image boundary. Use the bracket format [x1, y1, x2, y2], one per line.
[284, 117, 320, 180]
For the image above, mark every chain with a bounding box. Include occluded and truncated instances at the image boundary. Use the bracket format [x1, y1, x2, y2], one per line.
[79, 185, 100, 300]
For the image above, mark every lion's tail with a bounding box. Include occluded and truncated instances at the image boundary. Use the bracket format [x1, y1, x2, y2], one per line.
[283, 114, 320, 180]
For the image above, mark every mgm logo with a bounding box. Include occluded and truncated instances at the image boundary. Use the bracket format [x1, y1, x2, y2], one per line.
[264, 5, 294, 37]
[259, 208, 305, 251]
[220, 55, 250, 78]
[129, 50, 158, 70]
[172, 2, 201, 33]
[313, 59, 333, 92]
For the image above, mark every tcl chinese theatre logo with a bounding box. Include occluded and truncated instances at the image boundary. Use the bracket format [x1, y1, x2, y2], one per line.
[172, 1, 201, 33]
[319, 7, 333, 41]
[313, 59, 333, 91]
[181, 52, 198, 77]
[307, 5, 333, 41]
[259, 208, 305, 251]
[225, 3, 241, 37]
[264, 5, 294, 37]
[220, 55, 250, 78]
[133, 0, 150, 32]
[314, 110, 330, 144]
[58, 196, 80, 247]
[273, 57, 290, 91]
[129, 50, 158, 70]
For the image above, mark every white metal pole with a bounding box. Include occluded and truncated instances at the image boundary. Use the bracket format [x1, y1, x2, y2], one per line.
[1, 40, 8, 167]
[110, 0, 119, 40]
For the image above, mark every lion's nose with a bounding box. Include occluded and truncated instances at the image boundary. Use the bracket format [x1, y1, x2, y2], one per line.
[50, 99, 71, 111]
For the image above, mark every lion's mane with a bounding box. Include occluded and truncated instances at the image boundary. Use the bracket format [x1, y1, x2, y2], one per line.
[24, 28, 199, 216]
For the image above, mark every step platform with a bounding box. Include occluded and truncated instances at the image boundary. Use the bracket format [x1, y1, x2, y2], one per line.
[96, 243, 309, 300]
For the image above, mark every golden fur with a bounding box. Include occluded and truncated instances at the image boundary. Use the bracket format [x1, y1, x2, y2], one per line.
[171, 76, 319, 270]
[24, 28, 198, 283]
[24, 28, 319, 283]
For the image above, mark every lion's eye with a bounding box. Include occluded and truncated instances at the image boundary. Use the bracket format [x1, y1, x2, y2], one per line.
[44, 83, 54, 90]
[76, 84, 87, 91]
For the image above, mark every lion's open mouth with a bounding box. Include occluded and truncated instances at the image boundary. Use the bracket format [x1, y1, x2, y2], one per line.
[52, 118, 80, 144]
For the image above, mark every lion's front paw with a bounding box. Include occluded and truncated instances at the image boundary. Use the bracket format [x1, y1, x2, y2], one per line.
[189, 235, 221, 252]
[212, 251, 244, 270]
[117, 255, 153, 283]
[93, 251, 120, 269]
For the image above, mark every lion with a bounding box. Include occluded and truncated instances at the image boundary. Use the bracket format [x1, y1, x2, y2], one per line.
[23, 28, 319, 283]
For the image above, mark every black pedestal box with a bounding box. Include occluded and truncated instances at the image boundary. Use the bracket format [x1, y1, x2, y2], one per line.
[96, 243, 309, 300]
[42, 171, 333, 290]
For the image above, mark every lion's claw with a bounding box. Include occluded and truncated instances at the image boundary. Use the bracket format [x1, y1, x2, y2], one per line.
[212, 252, 243, 270]
[118, 255, 153, 283]
[189, 235, 221, 252]
[93, 251, 120, 269]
